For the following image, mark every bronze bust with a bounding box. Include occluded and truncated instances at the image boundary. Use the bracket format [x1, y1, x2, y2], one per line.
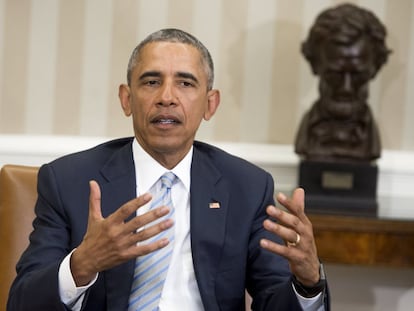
[294, 3, 391, 162]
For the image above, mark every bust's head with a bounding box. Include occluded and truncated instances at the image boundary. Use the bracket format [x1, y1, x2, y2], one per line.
[302, 3, 391, 118]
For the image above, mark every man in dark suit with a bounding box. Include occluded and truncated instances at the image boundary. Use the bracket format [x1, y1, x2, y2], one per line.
[8, 28, 329, 310]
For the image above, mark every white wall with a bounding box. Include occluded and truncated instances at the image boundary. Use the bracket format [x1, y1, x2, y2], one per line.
[2, 0, 414, 151]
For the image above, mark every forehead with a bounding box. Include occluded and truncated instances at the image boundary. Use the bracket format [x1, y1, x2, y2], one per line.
[323, 38, 374, 68]
[134, 42, 205, 75]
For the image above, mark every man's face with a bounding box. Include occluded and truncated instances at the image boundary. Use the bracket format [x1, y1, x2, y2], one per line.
[317, 38, 376, 118]
[119, 41, 219, 167]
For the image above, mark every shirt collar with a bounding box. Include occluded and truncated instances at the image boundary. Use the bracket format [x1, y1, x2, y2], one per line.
[132, 138, 192, 194]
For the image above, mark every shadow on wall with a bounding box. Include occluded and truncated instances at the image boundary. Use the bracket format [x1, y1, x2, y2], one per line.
[221, 18, 304, 144]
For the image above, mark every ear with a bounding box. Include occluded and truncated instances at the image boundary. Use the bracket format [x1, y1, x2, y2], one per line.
[203, 89, 220, 121]
[118, 84, 132, 116]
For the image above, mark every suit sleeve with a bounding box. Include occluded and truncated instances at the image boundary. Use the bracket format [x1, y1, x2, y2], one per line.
[246, 173, 330, 311]
[242, 173, 301, 310]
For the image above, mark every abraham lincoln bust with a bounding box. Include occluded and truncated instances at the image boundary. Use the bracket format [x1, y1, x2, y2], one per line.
[294, 3, 391, 215]
[295, 3, 391, 162]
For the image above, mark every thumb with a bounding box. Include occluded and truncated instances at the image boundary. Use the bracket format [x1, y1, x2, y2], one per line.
[88, 180, 103, 221]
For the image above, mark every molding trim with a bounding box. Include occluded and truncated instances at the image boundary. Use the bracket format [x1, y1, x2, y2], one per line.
[1, 135, 413, 219]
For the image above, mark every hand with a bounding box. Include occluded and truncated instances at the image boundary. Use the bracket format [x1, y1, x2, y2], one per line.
[260, 188, 320, 286]
[70, 180, 173, 286]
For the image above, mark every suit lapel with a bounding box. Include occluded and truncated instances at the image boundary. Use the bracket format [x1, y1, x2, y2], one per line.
[99, 141, 137, 310]
[190, 146, 230, 310]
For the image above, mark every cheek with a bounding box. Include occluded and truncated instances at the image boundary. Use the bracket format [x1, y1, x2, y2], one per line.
[131, 94, 152, 115]
[182, 105, 203, 123]
[356, 86, 369, 100]
[129, 104, 150, 130]
[319, 80, 333, 96]
[182, 94, 209, 114]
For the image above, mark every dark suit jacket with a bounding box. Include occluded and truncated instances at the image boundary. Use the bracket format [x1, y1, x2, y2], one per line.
[7, 138, 328, 310]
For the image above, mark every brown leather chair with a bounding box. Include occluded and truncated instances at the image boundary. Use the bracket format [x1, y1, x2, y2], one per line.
[0, 164, 39, 309]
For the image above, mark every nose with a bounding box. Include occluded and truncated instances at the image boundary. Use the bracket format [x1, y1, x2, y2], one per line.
[158, 81, 176, 106]
[340, 72, 353, 93]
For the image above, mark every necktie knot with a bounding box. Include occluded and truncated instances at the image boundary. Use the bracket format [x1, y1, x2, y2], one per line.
[160, 172, 176, 190]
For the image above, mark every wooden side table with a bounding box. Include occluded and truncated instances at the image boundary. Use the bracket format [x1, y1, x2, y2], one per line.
[308, 213, 414, 267]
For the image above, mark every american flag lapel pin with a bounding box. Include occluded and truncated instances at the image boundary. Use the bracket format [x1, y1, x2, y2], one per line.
[209, 201, 220, 209]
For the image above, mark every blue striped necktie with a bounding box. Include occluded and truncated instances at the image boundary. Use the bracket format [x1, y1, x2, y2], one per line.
[128, 172, 177, 311]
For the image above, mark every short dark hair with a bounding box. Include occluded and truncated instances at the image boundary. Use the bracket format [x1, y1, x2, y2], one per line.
[127, 28, 215, 90]
[302, 3, 391, 77]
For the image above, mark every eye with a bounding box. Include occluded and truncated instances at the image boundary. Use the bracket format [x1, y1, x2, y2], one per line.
[323, 71, 342, 85]
[179, 80, 195, 87]
[352, 72, 371, 84]
[144, 80, 160, 86]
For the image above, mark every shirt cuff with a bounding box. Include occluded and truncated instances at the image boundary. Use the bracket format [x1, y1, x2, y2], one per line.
[292, 283, 324, 311]
[58, 249, 98, 309]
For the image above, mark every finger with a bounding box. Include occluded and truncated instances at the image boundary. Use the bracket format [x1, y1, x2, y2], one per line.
[276, 188, 306, 219]
[135, 236, 170, 257]
[110, 192, 153, 224]
[124, 205, 171, 234]
[132, 217, 174, 244]
[266, 205, 301, 232]
[281, 188, 314, 229]
[260, 238, 297, 259]
[89, 180, 103, 221]
[263, 217, 299, 245]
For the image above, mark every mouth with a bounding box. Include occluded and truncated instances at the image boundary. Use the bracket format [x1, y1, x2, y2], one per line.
[150, 116, 181, 126]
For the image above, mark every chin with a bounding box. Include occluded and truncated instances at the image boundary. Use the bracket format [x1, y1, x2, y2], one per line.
[326, 101, 361, 119]
[152, 138, 182, 152]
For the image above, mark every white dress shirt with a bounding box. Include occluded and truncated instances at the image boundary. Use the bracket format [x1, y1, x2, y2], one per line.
[131, 140, 203, 310]
[58, 138, 323, 310]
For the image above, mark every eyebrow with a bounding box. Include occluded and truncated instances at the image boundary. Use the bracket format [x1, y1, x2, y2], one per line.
[138, 71, 199, 85]
[176, 72, 199, 85]
[139, 71, 162, 80]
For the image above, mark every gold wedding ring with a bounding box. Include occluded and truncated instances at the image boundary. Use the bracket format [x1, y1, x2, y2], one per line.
[287, 233, 301, 247]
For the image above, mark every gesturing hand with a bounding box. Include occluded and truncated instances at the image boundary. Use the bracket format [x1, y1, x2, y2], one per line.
[260, 188, 320, 286]
[70, 180, 174, 286]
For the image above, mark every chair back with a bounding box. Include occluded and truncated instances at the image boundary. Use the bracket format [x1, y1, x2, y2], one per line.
[0, 164, 39, 309]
